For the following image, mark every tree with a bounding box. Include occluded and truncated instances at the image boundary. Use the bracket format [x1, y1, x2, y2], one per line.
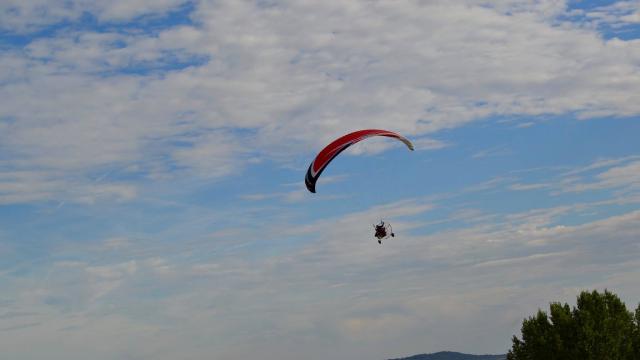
[507, 289, 640, 360]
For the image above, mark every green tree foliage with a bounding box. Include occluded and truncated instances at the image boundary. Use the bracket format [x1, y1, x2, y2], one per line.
[507, 290, 640, 360]
[635, 306, 640, 356]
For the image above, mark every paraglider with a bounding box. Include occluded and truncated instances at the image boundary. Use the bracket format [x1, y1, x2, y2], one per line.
[304, 129, 414, 244]
[304, 129, 414, 193]
[374, 220, 394, 244]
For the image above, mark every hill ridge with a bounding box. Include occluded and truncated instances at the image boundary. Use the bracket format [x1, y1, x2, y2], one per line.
[388, 350, 507, 360]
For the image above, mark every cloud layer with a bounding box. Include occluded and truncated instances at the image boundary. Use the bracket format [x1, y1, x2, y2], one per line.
[2, 0, 640, 204]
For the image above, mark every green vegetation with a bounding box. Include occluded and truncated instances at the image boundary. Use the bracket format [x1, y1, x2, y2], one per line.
[508, 290, 640, 360]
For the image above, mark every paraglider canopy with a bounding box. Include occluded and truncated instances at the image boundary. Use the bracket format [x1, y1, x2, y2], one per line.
[305, 129, 414, 193]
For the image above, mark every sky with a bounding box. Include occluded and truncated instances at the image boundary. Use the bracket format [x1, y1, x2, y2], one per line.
[1, 0, 639, 359]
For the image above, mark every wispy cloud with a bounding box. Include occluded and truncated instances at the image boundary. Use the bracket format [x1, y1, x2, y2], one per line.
[573, 1, 640, 27]
[0, 0, 192, 33]
[3, 194, 639, 359]
[501, 155, 640, 196]
[509, 182, 551, 191]
[472, 145, 512, 159]
[555, 157, 640, 194]
[413, 138, 451, 151]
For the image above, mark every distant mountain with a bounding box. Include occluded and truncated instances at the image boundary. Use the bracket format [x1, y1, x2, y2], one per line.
[389, 351, 507, 360]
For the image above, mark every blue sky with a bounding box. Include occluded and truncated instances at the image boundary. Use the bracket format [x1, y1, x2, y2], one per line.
[1, 1, 640, 359]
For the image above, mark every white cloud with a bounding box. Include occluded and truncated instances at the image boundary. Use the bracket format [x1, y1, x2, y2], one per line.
[509, 182, 551, 191]
[578, 1, 640, 27]
[102, 237, 131, 250]
[170, 131, 247, 178]
[472, 145, 512, 159]
[412, 137, 450, 151]
[2, 1, 640, 204]
[500, 156, 640, 197]
[0, 169, 137, 204]
[2, 190, 640, 359]
[562, 155, 640, 176]
[560, 159, 640, 193]
[0, 0, 190, 33]
[570, 160, 640, 191]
